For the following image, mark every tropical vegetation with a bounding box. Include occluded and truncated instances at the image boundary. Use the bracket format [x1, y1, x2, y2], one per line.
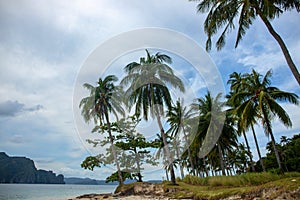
[79, 50, 299, 186]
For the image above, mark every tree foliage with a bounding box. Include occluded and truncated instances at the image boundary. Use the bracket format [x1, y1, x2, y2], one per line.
[255, 134, 300, 173]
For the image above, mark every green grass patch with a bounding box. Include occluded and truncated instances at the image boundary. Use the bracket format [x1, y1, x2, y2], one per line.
[169, 173, 300, 200]
[182, 172, 300, 187]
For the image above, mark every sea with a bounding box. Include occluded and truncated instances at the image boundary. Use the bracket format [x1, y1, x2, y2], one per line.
[0, 184, 117, 200]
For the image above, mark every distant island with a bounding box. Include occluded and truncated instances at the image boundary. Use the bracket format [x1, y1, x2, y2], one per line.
[0, 152, 64, 184]
[64, 177, 118, 185]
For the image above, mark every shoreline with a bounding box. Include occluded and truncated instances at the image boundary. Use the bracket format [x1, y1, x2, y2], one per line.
[69, 193, 171, 200]
[68, 182, 172, 200]
[68, 179, 300, 200]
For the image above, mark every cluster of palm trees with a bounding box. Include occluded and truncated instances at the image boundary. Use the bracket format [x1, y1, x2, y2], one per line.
[226, 70, 298, 172]
[79, 50, 298, 185]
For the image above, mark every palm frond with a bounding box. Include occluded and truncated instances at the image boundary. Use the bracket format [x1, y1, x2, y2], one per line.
[235, 1, 256, 47]
[269, 90, 299, 105]
[266, 95, 292, 127]
[124, 62, 140, 74]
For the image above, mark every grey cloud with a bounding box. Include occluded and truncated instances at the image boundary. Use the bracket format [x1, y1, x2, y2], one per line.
[0, 100, 24, 116]
[0, 100, 44, 117]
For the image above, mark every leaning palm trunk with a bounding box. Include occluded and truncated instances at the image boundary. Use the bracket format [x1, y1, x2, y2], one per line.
[262, 112, 283, 172]
[269, 130, 283, 172]
[105, 112, 123, 185]
[156, 113, 176, 184]
[251, 124, 266, 172]
[254, 6, 300, 85]
[242, 130, 255, 172]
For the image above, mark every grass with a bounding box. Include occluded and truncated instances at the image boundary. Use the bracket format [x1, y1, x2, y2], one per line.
[182, 172, 300, 187]
[165, 172, 300, 199]
[114, 172, 300, 199]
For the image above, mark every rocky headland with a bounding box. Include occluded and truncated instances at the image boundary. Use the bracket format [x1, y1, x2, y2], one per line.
[0, 152, 64, 184]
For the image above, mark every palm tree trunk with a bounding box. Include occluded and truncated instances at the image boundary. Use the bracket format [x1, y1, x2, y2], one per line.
[156, 113, 176, 184]
[174, 138, 184, 179]
[251, 124, 266, 172]
[256, 7, 300, 85]
[105, 111, 123, 185]
[183, 128, 195, 175]
[165, 168, 169, 181]
[261, 109, 283, 172]
[217, 142, 226, 176]
[242, 130, 255, 172]
[267, 126, 283, 173]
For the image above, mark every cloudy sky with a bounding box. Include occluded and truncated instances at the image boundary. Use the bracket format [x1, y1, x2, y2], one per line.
[0, 0, 299, 180]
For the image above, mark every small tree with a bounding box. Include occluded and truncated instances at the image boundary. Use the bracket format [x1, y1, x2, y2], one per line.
[113, 115, 159, 182]
[82, 115, 159, 183]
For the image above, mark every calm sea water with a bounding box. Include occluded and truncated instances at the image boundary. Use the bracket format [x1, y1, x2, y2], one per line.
[0, 184, 117, 200]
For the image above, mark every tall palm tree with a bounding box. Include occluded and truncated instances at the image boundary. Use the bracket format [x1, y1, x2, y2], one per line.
[121, 49, 185, 184]
[233, 69, 299, 172]
[190, 92, 226, 158]
[219, 112, 239, 175]
[227, 72, 256, 171]
[192, 0, 300, 85]
[79, 75, 125, 184]
[166, 99, 195, 176]
[191, 92, 237, 176]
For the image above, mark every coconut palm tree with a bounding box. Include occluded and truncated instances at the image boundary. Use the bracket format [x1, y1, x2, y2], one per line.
[192, 0, 300, 85]
[227, 72, 256, 171]
[121, 49, 185, 184]
[79, 75, 125, 184]
[218, 112, 239, 175]
[166, 99, 195, 177]
[191, 92, 237, 176]
[233, 69, 299, 172]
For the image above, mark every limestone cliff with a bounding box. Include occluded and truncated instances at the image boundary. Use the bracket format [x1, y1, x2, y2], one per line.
[0, 152, 64, 184]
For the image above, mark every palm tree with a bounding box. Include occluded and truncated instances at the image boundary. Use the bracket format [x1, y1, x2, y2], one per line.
[191, 92, 237, 176]
[227, 72, 256, 171]
[227, 72, 266, 171]
[192, 0, 300, 85]
[218, 112, 239, 175]
[121, 49, 185, 184]
[79, 75, 125, 184]
[166, 99, 195, 177]
[233, 69, 299, 172]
